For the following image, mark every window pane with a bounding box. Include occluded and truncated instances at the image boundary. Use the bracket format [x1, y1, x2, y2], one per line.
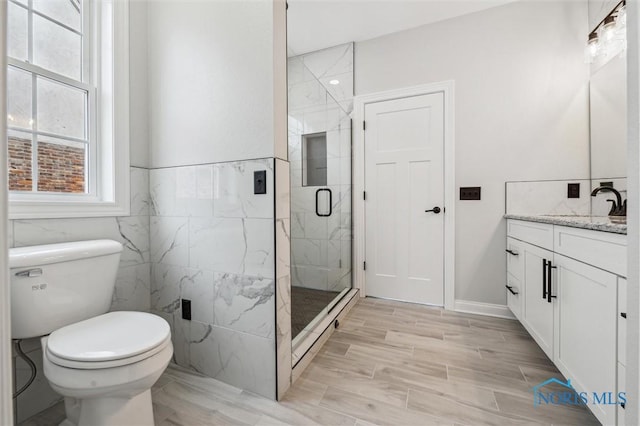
[7, 66, 33, 130]
[37, 77, 86, 139]
[8, 129, 33, 192]
[33, 14, 82, 80]
[37, 135, 86, 193]
[33, 0, 82, 32]
[8, 2, 28, 61]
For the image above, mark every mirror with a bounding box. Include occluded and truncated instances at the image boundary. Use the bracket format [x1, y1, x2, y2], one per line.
[590, 54, 627, 182]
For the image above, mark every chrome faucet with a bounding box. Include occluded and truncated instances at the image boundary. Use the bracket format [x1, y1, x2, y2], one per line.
[590, 186, 626, 217]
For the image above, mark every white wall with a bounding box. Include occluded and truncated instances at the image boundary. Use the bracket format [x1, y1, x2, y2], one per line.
[147, 0, 283, 167]
[355, 1, 590, 305]
[129, 0, 149, 168]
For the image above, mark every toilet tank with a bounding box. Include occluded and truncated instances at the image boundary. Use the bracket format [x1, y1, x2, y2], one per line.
[9, 240, 123, 339]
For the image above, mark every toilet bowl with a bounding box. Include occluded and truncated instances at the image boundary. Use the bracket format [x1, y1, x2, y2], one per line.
[9, 240, 173, 426]
[41, 312, 173, 426]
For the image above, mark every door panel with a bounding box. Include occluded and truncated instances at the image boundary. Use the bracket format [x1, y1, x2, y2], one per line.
[365, 92, 444, 305]
[522, 242, 554, 358]
[554, 254, 617, 426]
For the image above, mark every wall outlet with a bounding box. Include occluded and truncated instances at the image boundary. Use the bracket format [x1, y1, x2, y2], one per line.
[254, 170, 267, 194]
[567, 183, 580, 199]
[460, 187, 481, 200]
[181, 299, 192, 321]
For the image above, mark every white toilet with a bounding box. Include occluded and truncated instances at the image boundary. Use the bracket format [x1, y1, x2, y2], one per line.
[10, 240, 173, 426]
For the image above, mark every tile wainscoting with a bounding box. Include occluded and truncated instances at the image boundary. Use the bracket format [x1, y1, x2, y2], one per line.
[149, 158, 279, 399]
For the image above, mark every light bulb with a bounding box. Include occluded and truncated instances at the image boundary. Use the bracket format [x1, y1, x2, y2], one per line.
[7, 114, 14, 122]
[586, 32, 599, 59]
[329, 79, 340, 85]
[602, 16, 616, 41]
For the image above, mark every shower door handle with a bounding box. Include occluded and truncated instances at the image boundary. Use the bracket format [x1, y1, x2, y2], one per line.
[316, 188, 332, 217]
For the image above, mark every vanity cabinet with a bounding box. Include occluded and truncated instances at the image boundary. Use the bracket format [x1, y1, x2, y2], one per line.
[506, 219, 626, 426]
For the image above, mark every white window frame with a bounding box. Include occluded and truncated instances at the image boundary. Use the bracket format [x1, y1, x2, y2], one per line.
[7, 0, 129, 219]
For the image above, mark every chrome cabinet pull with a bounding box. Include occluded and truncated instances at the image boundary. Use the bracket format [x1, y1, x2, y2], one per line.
[15, 268, 43, 278]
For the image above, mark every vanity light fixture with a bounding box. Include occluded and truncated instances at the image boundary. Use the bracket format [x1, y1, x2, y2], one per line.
[329, 79, 340, 85]
[586, 0, 626, 63]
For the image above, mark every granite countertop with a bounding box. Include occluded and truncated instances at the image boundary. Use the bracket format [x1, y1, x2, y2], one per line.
[504, 214, 627, 235]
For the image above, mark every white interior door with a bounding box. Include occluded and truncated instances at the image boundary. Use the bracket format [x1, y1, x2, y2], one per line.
[364, 92, 445, 306]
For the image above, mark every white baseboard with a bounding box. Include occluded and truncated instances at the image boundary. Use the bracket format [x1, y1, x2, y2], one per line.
[454, 299, 516, 320]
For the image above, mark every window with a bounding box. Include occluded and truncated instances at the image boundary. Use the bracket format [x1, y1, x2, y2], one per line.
[6, 0, 129, 218]
[302, 132, 327, 187]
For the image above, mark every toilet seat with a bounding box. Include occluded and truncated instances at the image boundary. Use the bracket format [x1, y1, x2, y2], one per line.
[46, 311, 171, 370]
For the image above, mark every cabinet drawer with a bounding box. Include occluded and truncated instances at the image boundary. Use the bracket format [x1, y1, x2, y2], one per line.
[506, 274, 522, 321]
[619, 278, 627, 366]
[618, 363, 626, 426]
[554, 225, 627, 276]
[507, 219, 553, 250]
[506, 237, 523, 281]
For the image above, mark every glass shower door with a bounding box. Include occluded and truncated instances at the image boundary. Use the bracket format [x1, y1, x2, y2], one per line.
[289, 56, 352, 346]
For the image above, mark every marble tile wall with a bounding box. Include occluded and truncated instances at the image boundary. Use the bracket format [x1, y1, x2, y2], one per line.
[505, 180, 592, 216]
[506, 178, 629, 218]
[10, 166, 151, 423]
[275, 159, 292, 399]
[149, 158, 277, 399]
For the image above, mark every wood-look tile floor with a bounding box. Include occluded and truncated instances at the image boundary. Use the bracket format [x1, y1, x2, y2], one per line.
[22, 297, 599, 426]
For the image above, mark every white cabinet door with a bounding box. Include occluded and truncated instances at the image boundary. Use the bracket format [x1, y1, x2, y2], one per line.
[618, 362, 626, 426]
[554, 253, 617, 426]
[618, 277, 627, 367]
[521, 242, 554, 358]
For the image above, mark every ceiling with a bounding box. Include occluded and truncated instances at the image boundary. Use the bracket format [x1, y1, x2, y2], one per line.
[287, 0, 518, 55]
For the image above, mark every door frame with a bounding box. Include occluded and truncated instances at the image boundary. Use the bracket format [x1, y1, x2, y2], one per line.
[353, 81, 455, 310]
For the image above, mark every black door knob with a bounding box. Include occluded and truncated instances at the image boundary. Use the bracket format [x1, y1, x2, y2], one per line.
[425, 206, 441, 214]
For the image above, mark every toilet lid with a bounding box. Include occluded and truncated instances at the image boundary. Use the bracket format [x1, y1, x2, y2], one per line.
[47, 311, 170, 362]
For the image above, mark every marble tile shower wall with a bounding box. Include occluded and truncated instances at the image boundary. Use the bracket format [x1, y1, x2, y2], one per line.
[10, 166, 151, 423]
[149, 158, 276, 399]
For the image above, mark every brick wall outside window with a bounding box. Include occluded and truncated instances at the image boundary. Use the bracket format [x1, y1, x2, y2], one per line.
[8, 137, 85, 193]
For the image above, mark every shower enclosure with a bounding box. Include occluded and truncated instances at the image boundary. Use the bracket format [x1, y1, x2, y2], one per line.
[287, 45, 353, 348]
